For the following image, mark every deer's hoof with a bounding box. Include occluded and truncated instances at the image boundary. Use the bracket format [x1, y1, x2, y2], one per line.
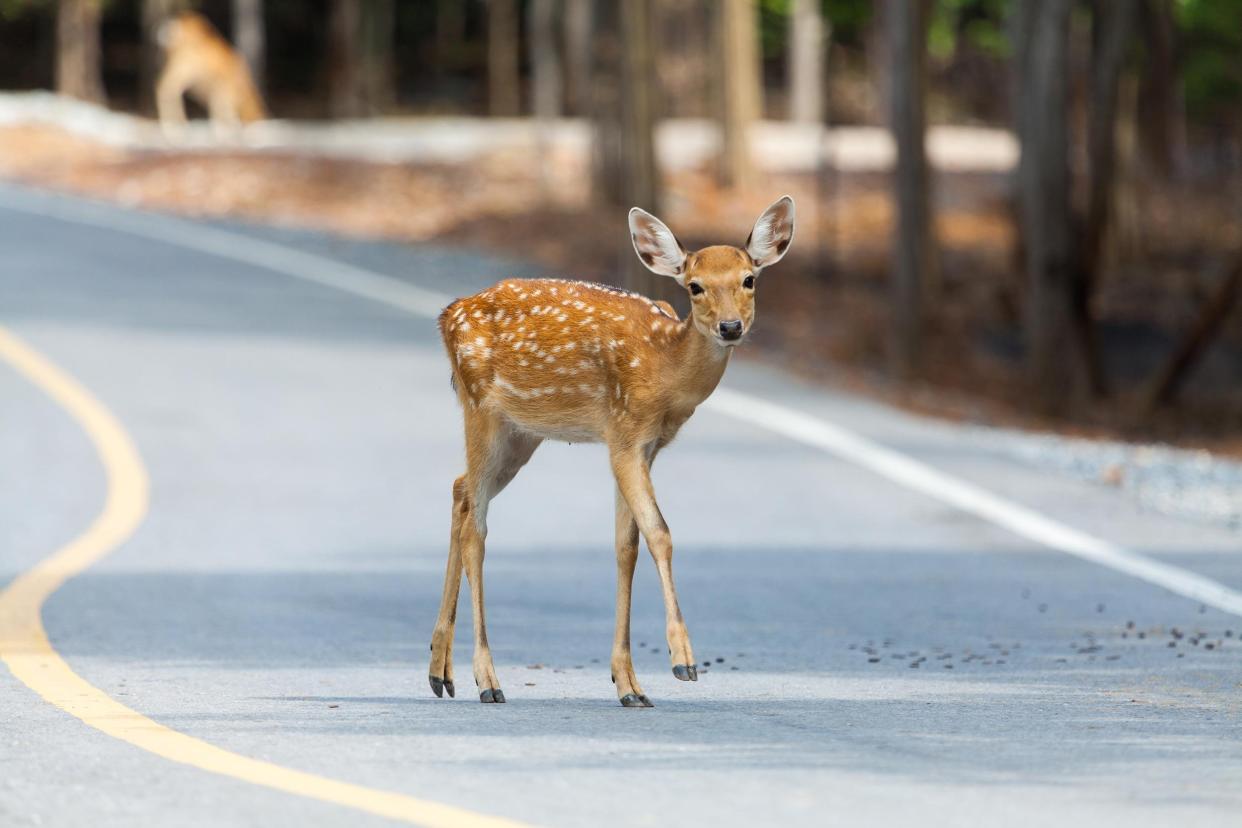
[429, 675, 444, 698]
[620, 693, 654, 708]
[673, 664, 698, 682]
[479, 688, 506, 704]
[443, 679, 455, 698]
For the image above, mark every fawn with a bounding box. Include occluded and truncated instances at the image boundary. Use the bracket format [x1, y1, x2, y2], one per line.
[430, 196, 795, 706]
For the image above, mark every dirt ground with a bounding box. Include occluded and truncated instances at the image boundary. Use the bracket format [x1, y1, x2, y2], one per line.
[4, 123, 1240, 454]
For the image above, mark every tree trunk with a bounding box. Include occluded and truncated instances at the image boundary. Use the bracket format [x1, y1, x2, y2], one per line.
[562, 0, 593, 116]
[435, 0, 468, 74]
[359, 0, 395, 114]
[1137, 0, 1181, 177]
[658, 0, 710, 119]
[57, 0, 106, 105]
[327, 0, 361, 117]
[141, 0, 191, 114]
[529, 0, 562, 197]
[867, 1, 890, 125]
[787, 0, 826, 123]
[591, 0, 663, 297]
[618, 0, 662, 297]
[232, 0, 265, 95]
[1015, 0, 1076, 413]
[592, 1, 624, 206]
[529, 0, 562, 120]
[488, 0, 521, 116]
[1073, 0, 1135, 397]
[1143, 255, 1242, 411]
[887, 0, 933, 380]
[714, 0, 762, 189]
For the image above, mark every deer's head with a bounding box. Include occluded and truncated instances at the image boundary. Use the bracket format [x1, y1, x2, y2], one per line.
[628, 196, 795, 347]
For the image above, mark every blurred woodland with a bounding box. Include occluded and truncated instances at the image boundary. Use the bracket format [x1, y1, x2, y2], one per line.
[3, 1, 1242, 448]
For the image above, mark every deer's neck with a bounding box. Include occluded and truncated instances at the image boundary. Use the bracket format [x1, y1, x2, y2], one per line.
[662, 314, 731, 407]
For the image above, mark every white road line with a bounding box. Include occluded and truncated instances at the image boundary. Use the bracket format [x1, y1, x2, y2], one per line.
[707, 389, 1242, 615]
[4, 187, 1241, 618]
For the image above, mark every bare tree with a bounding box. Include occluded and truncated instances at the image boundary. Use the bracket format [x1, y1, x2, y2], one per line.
[1014, 0, 1076, 412]
[488, 0, 522, 116]
[788, 0, 827, 123]
[714, 0, 762, 189]
[232, 0, 265, 94]
[887, 0, 933, 379]
[57, 0, 106, 104]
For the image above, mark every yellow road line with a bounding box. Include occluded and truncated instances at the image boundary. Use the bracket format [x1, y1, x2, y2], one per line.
[0, 326, 532, 828]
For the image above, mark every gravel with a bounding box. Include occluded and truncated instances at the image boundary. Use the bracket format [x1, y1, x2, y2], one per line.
[970, 426, 1242, 531]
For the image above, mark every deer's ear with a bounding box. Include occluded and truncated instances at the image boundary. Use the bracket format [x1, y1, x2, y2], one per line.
[629, 207, 688, 280]
[746, 195, 795, 269]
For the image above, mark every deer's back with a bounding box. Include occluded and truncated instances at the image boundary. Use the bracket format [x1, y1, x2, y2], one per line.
[439, 278, 681, 442]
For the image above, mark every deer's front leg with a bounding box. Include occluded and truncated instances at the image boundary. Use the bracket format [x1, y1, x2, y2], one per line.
[460, 506, 503, 703]
[610, 445, 697, 683]
[612, 487, 652, 707]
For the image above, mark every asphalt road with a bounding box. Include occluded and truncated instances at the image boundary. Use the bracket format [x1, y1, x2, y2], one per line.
[2, 184, 1241, 828]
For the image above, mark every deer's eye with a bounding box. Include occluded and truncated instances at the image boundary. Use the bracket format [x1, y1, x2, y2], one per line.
[688, 281, 705, 296]
[742, 274, 755, 289]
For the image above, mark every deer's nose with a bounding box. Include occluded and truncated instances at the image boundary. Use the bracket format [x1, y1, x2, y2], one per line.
[718, 320, 744, 341]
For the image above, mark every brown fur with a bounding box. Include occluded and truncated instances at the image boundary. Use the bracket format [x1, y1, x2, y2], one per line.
[428, 198, 795, 706]
[156, 12, 266, 133]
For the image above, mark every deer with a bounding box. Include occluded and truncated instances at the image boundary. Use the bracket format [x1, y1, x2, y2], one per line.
[156, 11, 267, 141]
[429, 196, 795, 706]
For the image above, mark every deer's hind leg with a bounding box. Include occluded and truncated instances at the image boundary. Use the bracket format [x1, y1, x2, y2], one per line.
[447, 410, 541, 703]
[428, 475, 468, 698]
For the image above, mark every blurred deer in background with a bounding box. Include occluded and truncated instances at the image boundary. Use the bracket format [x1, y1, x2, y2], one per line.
[156, 11, 266, 139]
[429, 196, 795, 706]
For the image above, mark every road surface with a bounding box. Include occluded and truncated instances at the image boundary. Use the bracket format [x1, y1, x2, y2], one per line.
[2, 185, 1240, 827]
